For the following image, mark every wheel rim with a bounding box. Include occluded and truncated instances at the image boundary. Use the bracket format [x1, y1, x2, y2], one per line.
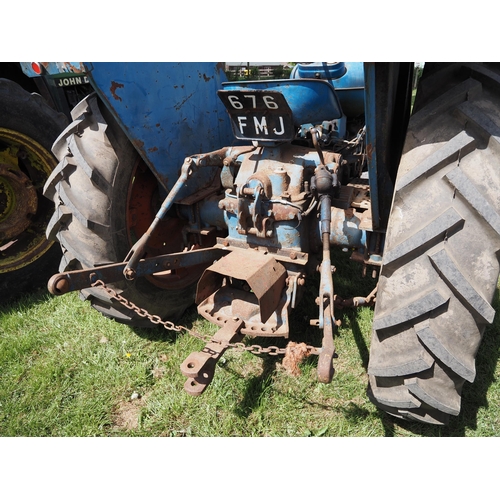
[126, 160, 216, 289]
[0, 128, 57, 273]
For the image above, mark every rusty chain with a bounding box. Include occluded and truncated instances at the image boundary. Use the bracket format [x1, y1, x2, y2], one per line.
[91, 279, 320, 356]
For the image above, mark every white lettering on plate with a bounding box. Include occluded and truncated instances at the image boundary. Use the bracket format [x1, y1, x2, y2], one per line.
[273, 116, 285, 135]
[243, 94, 257, 108]
[253, 116, 268, 135]
[229, 95, 243, 109]
[263, 95, 278, 109]
[237, 116, 247, 134]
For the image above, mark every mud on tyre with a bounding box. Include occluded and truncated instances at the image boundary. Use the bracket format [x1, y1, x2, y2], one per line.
[368, 63, 500, 424]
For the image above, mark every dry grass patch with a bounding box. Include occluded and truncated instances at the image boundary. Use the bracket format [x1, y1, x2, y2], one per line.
[112, 394, 148, 431]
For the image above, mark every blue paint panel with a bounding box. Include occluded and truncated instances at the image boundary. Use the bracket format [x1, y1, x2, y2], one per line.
[363, 63, 380, 229]
[291, 62, 365, 117]
[83, 62, 235, 195]
[222, 79, 343, 126]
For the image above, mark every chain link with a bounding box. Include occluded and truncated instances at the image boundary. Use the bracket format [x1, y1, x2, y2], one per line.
[91, 279, 319, 356]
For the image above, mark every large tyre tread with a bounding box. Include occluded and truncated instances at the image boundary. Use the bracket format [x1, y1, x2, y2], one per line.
[369, 63, 500, 424]
[445, 166, 500, 237]
[428, 247, 496, 324]
[395, 130, 476, 191]
[45, 93, 195, 325]
[368, 326, 435, 377]
[0, 79, 68, 301]
[455, 100, 500, 150]
[404, 361, 463, 416]
[381, 209, 464, 271]
[414, 320, 476, 383]
[372, 289, 449, 332]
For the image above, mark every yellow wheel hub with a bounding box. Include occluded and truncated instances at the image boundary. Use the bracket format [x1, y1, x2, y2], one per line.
[0, 127, 57, 273]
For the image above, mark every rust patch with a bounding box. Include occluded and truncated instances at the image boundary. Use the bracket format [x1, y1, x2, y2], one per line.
[270, 203, 300, 221]
[282, 342, 312, 376]
[133, 139, 145, 150]
[366, 143, 374, 162]
[67, 63, 85, 74]
[202, 73, 211, 82]
[132, 140, 147, 162]
[110, 81, 124, 101]
[148, 146, 158, 153]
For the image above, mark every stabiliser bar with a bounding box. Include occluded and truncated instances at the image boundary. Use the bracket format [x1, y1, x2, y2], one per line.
[47, 247, 227, 295]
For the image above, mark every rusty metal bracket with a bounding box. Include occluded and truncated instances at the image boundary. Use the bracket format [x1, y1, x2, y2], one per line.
[317, 302, 335, 383]
[312, 187, 337, 384]
[180, 317, 244, 395]
[196, 249, 287, 325]
[123, 157, 196, 280]
[47, 247, 226, 295]
[334, 286, 377, 309]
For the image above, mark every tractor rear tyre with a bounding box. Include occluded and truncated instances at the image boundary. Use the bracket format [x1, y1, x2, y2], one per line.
[0, 79, 67, 302]
[368, 63, 500, 424]
[44, 94, 202, 326]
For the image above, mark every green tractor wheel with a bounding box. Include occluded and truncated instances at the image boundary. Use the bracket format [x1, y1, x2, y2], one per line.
[0, 79, 67, 302]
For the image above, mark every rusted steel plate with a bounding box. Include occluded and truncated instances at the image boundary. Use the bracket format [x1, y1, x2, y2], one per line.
[181, 317, 244, 396]
[196, 249, 287, 324]
[0, 165, 37, 240]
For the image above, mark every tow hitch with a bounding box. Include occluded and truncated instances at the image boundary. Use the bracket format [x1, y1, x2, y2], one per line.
[180, 317, 244, 395]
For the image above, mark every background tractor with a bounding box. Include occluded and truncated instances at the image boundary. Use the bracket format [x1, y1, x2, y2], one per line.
[0, 63, 91, 301]
[40, 62, 500, 425]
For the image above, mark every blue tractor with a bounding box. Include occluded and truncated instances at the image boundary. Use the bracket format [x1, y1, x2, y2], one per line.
[39, 62, 500, 425]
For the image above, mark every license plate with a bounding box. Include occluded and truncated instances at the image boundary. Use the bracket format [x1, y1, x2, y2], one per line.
[218, 90, 294, 142]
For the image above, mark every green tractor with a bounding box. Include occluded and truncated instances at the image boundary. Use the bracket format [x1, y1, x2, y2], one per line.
[0, 62, 91, 301]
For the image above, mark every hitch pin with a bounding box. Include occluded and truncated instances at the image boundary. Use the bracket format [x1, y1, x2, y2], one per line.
[123, 158, 195, 280]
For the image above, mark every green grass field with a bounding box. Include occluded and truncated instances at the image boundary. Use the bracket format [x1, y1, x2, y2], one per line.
[1, 249, 499, 438]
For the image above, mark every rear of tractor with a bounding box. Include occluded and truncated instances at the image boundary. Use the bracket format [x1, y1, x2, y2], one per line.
[44, 62, 500, 425]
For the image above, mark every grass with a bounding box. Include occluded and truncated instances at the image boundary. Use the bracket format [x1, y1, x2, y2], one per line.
[1, 249, 500, 438]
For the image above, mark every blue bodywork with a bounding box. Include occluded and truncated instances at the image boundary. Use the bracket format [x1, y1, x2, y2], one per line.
[31, 61, 402, 387]
[291, 62, 365, 118]
[22, 62, 383, 223]
[77, 61, 373, 247]
[82, 62, 236, 197]
[222, 78, 344, 125]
